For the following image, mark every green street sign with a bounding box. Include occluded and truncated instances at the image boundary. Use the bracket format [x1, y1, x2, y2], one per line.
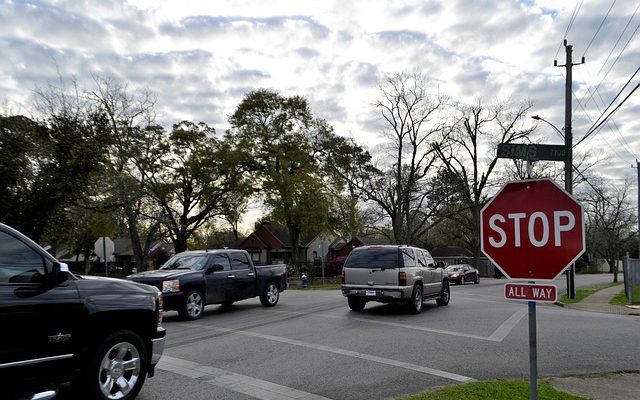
[497, 143, 567, 162]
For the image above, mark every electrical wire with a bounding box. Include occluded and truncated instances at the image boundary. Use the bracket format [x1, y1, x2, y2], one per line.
[582, 0, 617, 58]
[575, 79, 640, 148]
[582, 6, 640, 109]
[555, 0, 584, 60]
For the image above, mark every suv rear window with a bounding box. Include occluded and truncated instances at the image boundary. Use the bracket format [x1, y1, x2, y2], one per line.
[344, 248, 399, 269]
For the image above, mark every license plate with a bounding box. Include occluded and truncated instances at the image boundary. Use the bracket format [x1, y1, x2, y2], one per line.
[365, 290, 376, 296]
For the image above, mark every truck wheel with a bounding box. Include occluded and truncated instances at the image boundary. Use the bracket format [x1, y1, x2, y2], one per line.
[179, 289, 204, 320]
[406, 285, 423, 314]
[260, 282, 279, 307]
[347, 297, 366, 311]
[436, 280, 450, 306]
[84, 330, 147, 400]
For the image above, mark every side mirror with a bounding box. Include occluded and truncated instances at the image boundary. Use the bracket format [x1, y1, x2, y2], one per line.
[428, 263, 435, 268]
[436, 262, 445, 269]
[206, 264, 225, 274]
[50, 262, 69, 280]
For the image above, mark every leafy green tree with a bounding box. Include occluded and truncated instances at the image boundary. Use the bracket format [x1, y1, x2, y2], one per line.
[228, 89, 332, 266]
[143, 121, 246, 253]
[0, 108, 109, 243]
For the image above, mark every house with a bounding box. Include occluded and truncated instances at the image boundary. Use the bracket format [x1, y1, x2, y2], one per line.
[328, 236, 392, 260]
[237, 223, 338, 267]
[430, 246, 473, 266]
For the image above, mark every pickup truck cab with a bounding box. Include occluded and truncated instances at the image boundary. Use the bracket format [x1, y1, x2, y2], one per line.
[341, 245, 450, 313]
[127, 249, 287, 320]
[0, 223, 165, 400]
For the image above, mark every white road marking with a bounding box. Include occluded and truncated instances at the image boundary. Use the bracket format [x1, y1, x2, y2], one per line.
[266, 308, 528, 343]
[194, 326, 475, 383]
[158, 355, 333, 400]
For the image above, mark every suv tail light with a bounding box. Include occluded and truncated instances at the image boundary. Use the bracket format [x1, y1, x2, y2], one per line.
[341, 269, 345, 284]
[398, 272, 407, 286]
[156, 292, 163, 326]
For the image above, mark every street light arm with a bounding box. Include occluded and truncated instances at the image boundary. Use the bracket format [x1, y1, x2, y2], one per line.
[531, 115, 564, 139]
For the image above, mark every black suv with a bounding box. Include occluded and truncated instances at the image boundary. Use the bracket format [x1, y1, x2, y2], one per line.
[0, 223, 165, 400]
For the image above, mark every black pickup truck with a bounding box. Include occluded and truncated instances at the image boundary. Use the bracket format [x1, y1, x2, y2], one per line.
[127, 249, 288, 320]
[0, 223, 166, 400]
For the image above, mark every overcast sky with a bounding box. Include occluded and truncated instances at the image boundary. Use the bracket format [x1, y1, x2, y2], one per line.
[2, 0, 639, 225]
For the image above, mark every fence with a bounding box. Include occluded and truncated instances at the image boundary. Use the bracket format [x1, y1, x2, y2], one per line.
[623, 254, 640, 304]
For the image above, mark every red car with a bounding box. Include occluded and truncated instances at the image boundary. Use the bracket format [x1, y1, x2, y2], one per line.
[445, 264, 480, 285]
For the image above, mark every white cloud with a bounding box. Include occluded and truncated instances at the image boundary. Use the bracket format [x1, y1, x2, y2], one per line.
[1, 0, 638, 219]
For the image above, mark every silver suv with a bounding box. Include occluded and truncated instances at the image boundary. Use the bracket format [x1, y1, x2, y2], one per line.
[341, 245, 450, 313]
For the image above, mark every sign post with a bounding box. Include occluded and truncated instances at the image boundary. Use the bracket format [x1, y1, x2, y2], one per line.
[481, 178, 585, 400]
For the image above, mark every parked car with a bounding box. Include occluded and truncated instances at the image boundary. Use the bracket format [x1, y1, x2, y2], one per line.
[445, 264, 480, 285]
[127, 249, 288, 320]
[0, 223, 165, 400]
[341, 245, 450, 314]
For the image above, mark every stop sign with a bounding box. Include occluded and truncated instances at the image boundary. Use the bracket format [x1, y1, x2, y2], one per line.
[480, 178, 585, 281]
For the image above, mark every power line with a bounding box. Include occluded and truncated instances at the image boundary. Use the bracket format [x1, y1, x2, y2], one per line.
[582, 10, 640, 109]
[582, 0, 617, 58]
[575, 78, 640, 148]
[575, 64, 637, 160]
[555, 0, 584, 59]
[583, 65, 640, 137]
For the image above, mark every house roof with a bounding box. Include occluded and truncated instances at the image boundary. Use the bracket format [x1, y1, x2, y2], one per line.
[238, 223, 310, 250]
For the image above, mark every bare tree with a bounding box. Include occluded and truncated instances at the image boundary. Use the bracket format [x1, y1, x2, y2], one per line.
[433, 98, 535, 267]
[582, 177, 636, 282]
[364, 72, 450, 244]
[87, 76, 160, 270]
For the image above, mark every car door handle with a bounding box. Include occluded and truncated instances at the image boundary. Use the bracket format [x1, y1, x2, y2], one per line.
[247, 272, 255, 277]
[227, 275, 236, 278]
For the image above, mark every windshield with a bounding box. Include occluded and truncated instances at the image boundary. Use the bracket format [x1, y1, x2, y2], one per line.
[445, 266, 463, 272]
[344, 248, 398, 269]
[160, 254, 208, 271]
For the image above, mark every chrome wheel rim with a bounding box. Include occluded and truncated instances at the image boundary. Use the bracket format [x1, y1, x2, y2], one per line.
[266, 284, 279, 305]
[442, 283, 450, 302]
[187, 292, 203, 318]
[99, 342, 141, 400]
[414, 288, 422, 311]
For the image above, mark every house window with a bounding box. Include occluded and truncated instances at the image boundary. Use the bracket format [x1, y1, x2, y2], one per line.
[250, 252, 261, 264]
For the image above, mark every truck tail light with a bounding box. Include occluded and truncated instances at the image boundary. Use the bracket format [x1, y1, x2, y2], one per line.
[341, 269, 345, 284]
[399, 272, 407, 286]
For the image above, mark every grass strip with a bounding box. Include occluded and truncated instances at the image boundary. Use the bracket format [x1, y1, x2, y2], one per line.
[610, 285, 640, 305]
[396, 380, 587, 400]
[289, 283, 342, 290]
[559, 282, 621, 304]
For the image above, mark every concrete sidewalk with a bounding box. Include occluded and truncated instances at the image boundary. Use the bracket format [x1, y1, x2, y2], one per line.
[557, 283, 640, 316]
[548, 283, 640, 399]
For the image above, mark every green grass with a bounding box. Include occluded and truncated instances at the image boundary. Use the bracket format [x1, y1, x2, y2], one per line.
[610, 285, 640, 305]
[396, 380, 587, 400]
[289, 283, 342, 290]
[559, 282, 622, 304]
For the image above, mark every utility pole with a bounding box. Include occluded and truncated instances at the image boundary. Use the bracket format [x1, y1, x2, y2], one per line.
[555, 40, 584, 299]
[636, 160, 640, 259]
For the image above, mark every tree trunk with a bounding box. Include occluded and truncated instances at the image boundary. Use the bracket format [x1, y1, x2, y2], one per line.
[125, 204, 146, 271]
[608, 258, 618, 283]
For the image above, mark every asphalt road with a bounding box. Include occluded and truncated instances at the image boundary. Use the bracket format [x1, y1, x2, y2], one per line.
[132, 274, 639, 400]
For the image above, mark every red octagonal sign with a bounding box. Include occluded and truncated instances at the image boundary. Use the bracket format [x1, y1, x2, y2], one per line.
[481, 178, 585, 281]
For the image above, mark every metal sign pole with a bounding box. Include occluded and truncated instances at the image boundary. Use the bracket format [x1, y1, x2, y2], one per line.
[528, 300, 538, 400]
[103, 237, 108, 277]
